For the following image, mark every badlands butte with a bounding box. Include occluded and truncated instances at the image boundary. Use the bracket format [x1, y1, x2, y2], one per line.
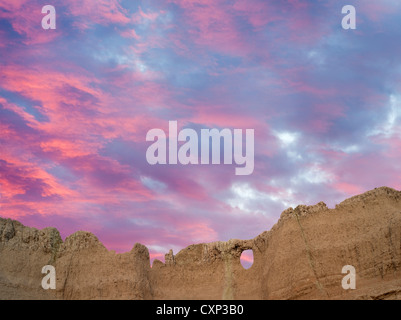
[1, 187, 401, 300]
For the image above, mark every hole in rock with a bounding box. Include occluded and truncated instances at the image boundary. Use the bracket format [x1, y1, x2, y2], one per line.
[240, 249, 254, 270]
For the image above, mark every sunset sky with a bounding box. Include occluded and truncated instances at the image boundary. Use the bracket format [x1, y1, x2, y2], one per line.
[1, 0, 401, 262]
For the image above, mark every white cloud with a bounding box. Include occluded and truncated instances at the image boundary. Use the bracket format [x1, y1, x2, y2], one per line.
[274, 130, 303, 160]
[307, 50, 325, 65]
[227, 183, 296, 213]
[140, 176, 166, 192]
[292, 164, 335, 185]
[331, 144, 360, 154]
[274, 131, 299, 147]
[368, 94, 401, 137]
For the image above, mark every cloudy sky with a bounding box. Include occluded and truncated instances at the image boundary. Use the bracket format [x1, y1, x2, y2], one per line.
[1, 0, 401, 262]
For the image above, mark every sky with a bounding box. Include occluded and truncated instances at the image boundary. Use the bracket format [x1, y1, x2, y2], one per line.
[1, 0, 401, 263]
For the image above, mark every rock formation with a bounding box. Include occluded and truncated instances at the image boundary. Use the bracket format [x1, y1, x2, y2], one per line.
[1, 187, 401, 300]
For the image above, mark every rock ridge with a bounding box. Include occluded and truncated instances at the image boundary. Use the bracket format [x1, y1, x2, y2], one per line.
[1, 186, 401, 300]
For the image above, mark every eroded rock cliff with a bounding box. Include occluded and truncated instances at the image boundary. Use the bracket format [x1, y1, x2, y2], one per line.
[1, 187, 401, 300]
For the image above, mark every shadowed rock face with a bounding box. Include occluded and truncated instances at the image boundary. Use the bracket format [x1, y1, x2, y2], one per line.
[1, 187, 401, 300]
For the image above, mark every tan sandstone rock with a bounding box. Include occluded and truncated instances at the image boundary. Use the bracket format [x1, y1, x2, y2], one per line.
[1, 186, 401, 300]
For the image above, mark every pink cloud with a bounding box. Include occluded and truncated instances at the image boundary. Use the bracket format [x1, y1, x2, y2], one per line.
[333, 182, 363, 196]
[67, 0, 131, 29]
[0, 0, 60, 44]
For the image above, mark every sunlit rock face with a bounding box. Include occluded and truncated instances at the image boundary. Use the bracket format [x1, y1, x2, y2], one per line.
[1, 187, 401, 300]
